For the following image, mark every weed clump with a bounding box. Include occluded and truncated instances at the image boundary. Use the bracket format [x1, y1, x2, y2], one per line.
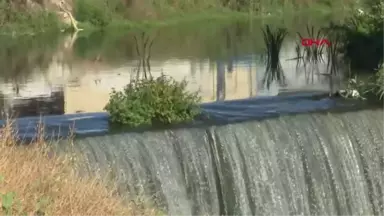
[104, 75, 201, 128]
[358, 66, 384, 101]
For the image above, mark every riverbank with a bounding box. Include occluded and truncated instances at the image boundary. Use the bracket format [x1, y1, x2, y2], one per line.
[0, 0, 358, 36]
[0, 121, 160, 215]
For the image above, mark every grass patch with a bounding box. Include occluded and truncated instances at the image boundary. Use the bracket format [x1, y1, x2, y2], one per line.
[76, 10, 256, 32]
[81, 9, 353, 32]
[0, 121, 159, 215]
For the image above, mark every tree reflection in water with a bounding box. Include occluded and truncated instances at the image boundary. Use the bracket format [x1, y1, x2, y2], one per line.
[0, 34, 65, 119]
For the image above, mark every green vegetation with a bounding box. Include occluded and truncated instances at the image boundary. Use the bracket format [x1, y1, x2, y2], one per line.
[333, 0, 383, 71]
[331, 0, 383, 103]
[72, 0, 356, 30]
[0, 179, 49, 216]
[72, 11, 349, 65]
[0, 1, 62, 35]
[344, 66, 384, 102]
[374, 69, 384, 99]
[361, 66, 384, 101]
[104, 75, 201, 128]
[0, 0, 358, 34]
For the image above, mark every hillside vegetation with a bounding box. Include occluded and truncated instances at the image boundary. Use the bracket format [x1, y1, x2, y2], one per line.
[0, 0, 359, 33]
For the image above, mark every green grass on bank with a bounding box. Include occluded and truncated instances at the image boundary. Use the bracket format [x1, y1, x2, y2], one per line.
[0, 0, 357, 35]
[73, 0, 353, 32]
[76, 10, 254, 32]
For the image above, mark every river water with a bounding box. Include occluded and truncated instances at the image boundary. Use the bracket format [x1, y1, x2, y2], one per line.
[1, 14, 383, 216]
[53, 108, 383, 216]
[0, 16, 348, 119]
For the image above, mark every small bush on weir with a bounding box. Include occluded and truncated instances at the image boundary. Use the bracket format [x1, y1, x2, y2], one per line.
[104, 75, 202, 127]
[359, 65, 384, 101]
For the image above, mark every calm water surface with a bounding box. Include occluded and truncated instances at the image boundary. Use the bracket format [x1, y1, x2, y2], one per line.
[0, 17, 348, 119]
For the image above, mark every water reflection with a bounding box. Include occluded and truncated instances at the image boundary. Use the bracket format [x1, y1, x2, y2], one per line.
[261, 25, 288, 89]
[133, 31, 156, 79]
[289, 25, 345, 94]
[0, 34, 66, 118]
[0, 21, 347, 118]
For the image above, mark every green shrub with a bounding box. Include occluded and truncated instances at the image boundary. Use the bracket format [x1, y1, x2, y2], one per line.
[361, 66, 384, 101]
[74, 0, 112, 27]
[344, 65, 384, 102]
[104, 75, 202, 127]
[73, 0, 128, 28]
[335, 1, 383, 71]
[0, 2, 61, 34]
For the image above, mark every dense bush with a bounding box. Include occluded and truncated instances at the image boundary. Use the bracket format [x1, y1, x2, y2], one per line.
[74, 0, 112, 27]
[73, 0, 129, 27]
[104, 75, 202, 127]
[330, 0, 383, 103]
[336, 1, 383, 71]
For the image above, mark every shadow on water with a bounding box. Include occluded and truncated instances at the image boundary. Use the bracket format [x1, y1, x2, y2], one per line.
[214, 25, 243, 101]
[0, 34, 66, 119]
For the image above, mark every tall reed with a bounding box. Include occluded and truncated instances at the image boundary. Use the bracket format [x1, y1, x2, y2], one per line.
[261, 25, 287, 89]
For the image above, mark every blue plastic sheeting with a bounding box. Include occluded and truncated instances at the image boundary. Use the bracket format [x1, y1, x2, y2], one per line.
[0, 92, 360, 140]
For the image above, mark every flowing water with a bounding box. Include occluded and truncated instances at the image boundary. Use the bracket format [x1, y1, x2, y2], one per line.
[2, 13, 382, 216]
[56, 108, 383, 215]
[0, 15, 348, 119]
